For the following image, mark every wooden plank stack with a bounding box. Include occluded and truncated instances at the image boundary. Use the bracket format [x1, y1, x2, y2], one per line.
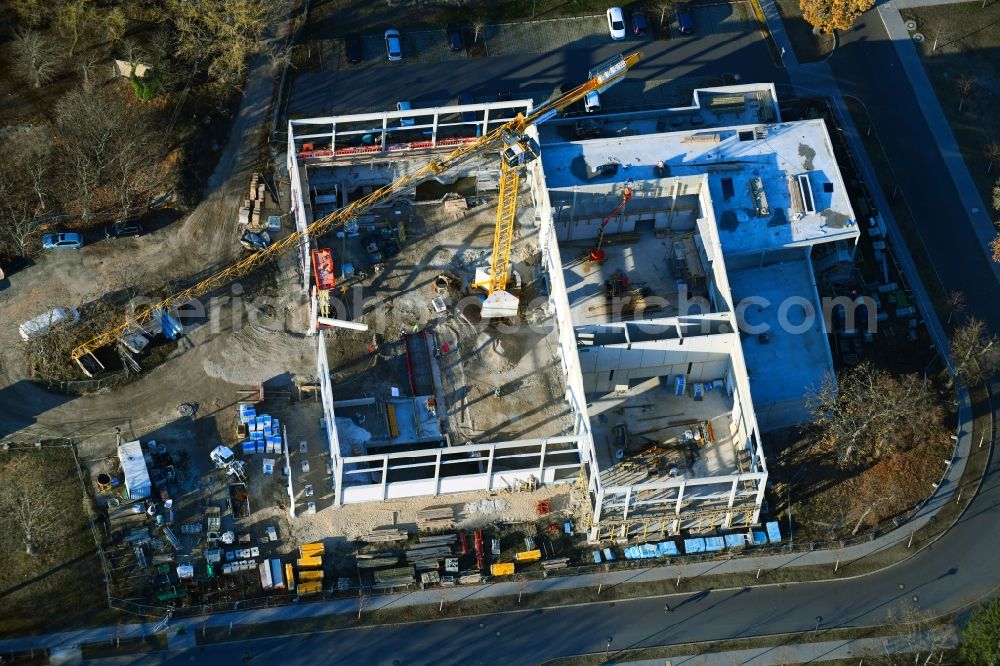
[374, 565, 415, 588]
[365, 528, 409, 543]
[416, 507, 455, 530]
[356, 554, 400, 569]
[542, 557, 570, 571]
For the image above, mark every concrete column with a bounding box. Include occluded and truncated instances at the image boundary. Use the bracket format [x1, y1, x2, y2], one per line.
[538, 439, 547, 482]
[485, 445, 495, 491]
[675, 482, 685, 515]
[434, 449, 443, 496]
[431, 111, 439, 148]
[622, 487, 632, 520]
[330, 122, 336, 153]
[381, 456, 389, 500]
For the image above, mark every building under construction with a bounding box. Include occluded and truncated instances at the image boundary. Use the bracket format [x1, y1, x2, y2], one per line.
[286, 83, 860, 541]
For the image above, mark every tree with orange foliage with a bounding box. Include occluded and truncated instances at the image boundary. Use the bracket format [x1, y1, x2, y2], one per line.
[800, 0, 874, 33]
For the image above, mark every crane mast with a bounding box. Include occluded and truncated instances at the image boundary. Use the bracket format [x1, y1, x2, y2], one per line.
[70, 52, 642, 371]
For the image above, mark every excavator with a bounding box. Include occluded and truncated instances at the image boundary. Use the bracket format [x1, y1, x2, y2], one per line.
[69, 51, 643, 376]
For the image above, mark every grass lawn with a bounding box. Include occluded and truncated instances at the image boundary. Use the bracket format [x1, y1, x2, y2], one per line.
[0, 445, 114, 637]
[903, 1, 1000, 218]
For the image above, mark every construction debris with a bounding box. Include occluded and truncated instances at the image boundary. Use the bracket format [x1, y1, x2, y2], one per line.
[416, 506, 455, 530]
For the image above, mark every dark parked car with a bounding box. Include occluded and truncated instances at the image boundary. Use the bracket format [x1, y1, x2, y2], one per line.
[105, 221, 144, 239]
[345, 33, 362, 64]
[677, 5, 695, 34]
[632, 10, 649, 35]
[447, 24, 464, 51]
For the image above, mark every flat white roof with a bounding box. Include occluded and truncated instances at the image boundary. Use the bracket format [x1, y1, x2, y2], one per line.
[540, 118, 858, 255]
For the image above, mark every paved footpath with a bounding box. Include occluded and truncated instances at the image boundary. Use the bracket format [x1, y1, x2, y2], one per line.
[614, 628, 957, 665]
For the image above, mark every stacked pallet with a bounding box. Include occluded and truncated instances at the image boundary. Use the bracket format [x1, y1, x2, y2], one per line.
[356, 554, 400, 569]
[416, 507, 454, 530]
[239, 173, 269, 232]
[296, 542, 325, 594]
[365, 528, 408, 542]
[542, 557, 570, 571]
[373, 565, 414, 589]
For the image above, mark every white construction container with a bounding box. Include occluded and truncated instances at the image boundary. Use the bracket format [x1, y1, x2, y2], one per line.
[117, 440, 151, 499]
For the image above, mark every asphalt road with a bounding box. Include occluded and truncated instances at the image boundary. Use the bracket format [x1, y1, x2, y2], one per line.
[829, 15, 1000, 332]
[288, 17, 788, 117]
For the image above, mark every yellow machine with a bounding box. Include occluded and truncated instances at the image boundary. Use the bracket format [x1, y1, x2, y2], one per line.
[69, 52, 642, 374]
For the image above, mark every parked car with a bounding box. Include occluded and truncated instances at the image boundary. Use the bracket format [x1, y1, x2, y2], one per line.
[606, 7, 626, 40]
[632, 10, 649, 35]
[240, 230, 272, 252]
[345, 33, 363, 64]
[458, 91, 477, 122]
[42, 232, 83, 249]
[19, 307, 80, 342]
[397, 100, 416, 127]
[385, 29, 402, 61]
[105, 220, 144, 239]
[677, 4, 695, 34]
[584, 91, 601, 113]
[447, 24, 464, 51]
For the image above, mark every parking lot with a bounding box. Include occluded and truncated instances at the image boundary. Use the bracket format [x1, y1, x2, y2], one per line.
[287, 3, 784, 119]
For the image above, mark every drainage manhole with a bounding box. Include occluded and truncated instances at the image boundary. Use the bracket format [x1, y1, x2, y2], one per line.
[913, 33, 925, 42]
[905, 19, 917, 31]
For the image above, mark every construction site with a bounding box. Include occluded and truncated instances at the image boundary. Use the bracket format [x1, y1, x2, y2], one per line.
[70, 56, 871, 611]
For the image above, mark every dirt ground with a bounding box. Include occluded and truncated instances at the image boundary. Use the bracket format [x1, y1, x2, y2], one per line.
[0, 446, 111, 637]
[774, 0, 835, 63]
[904, 1, 1000, 220]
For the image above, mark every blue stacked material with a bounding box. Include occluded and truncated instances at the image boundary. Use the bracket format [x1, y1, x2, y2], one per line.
[239, 404, 256, 425]
[250, 431, 264, 441]
[752, 530, 768, 545]
[657, 541, 680, 556]
[241, 441, 256, 455]
[724, 534, 746, 548]
[684, 537, 707, 553]
[593, 551, 602, 564]
[765, 521, 781, 543]
[261, 415, 273, 432]
[256, 441, 265, 454]
[602, 548, 615, 561]
[704, 536, 725, 552]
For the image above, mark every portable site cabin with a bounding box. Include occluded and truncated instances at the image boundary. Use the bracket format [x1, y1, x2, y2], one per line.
[118, 440, 152, 499]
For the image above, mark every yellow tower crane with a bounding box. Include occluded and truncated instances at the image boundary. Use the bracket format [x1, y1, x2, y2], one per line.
[70, 52, 643, 375]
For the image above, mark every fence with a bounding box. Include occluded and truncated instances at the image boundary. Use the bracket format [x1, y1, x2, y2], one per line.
[32, 369, 128, 395]
[270, 0, 312, 144]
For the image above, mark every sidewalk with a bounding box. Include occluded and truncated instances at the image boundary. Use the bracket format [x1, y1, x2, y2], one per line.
[614, 629, 957, 665]
[875, 0, 1000, 285]
[758, 0, 800, 68]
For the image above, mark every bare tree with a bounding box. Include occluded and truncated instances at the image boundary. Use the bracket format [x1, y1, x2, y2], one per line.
[54, 86, 161, 224]
[991, 233, 1000, 264]
[473, 16, 486, 44]
[10, 29, 61, 88]
[878, 600, 953, 664]
[986, 141, 1000, 175]
[956, 75, 974, 112]
[807, 363, 944, 467]
[0, 455, 61, 554]
[54, 0, 98, 57]
[357, 586, 369, 619]
[652, 0, 675, 27]
[993, 176, 1000, 212]
[946, 290, 967, 324]
[166, 0, 281, 83]
[0, 132, 51, 258]
[951, 317, 1000, 386]
[104, 7, 127, 44]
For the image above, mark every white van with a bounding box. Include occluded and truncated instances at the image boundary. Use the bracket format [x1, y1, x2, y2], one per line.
[19, 307, 80, 342]
[584, 91, 601, 113]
